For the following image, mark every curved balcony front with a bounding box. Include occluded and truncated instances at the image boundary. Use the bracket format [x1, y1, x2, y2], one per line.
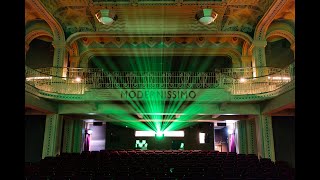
[25, 62, 295, 102]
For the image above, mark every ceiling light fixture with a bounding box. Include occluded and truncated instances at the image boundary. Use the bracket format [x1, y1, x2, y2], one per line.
[195, 9, 218, 25]
[95, 9, 117, 25]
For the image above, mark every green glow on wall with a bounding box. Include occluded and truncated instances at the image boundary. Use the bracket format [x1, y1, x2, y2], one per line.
[91, 54, 227, 132]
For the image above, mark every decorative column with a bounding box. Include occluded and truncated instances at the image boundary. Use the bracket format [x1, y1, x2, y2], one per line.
[241, 56, 252, 68]
[62, 119, 74, 153]
[69, 56, 80, 68]
[62, 119, 83, 153]
[236, 120, 248, 154]
[52, 40, 67, 77]
[42, 114, 63, 159]
[255, 115, 275, 161]
[72, 120, 82, 153]
[246, 120, 257, 154]
[252, 40, 267, 77]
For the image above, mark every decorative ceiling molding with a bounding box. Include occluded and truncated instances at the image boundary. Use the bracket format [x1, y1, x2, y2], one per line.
[79, 48, 242, 68]
[66, 31, 253, 49]
[27, 0, 65, 42]
[254, 0, 288, 40]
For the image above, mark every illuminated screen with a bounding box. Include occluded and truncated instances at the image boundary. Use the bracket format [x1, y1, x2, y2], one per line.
[135, 131, 184, 137]
[199, 133, 206, 144]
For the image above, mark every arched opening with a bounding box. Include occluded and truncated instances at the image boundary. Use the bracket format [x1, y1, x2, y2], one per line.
[26, 37, 54, 69]
[265, 38, 294, 68]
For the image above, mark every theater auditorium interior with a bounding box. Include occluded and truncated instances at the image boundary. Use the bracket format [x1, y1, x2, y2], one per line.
[25, 0, 295, 179]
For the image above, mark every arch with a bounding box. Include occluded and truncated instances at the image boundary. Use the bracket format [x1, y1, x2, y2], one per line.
[266, 30, 294, 45]
[25, 30, 53, 46]
[254, 0, 288, 41]
[79, 48, 242, 68]
[266, 21, 295, 45]
[25, 20, 54, 49]
[27, 0, 65, 43]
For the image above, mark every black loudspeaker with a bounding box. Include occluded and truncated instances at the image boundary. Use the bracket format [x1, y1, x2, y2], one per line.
[217, 123, 226, 126]
[93, 122, 103, 126]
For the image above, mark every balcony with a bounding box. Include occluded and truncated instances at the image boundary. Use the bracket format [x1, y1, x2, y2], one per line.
[25, 62, 295, 101]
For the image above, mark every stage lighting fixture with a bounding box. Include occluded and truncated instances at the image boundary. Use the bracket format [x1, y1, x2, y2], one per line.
[95, 9, 117, 25]
[195, 9, 218, 25]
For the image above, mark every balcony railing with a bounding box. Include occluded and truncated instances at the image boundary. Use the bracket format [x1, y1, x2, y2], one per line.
[218, 62, 295, 95]
[25, 62, 294, 96]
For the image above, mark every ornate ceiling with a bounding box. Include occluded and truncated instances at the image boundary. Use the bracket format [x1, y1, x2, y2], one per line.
[31, 0, 281, 38]
[25, 0, 295, 66]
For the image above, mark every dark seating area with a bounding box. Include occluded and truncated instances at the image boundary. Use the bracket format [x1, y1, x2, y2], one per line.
[25, 150, 295, 179]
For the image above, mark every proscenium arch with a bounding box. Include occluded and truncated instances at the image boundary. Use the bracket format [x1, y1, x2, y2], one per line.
[66, 31, 253, 49]
[79, 48, 242, 68]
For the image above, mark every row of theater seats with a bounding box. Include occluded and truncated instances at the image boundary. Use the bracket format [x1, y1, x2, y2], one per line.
[25, 150, 295, 179]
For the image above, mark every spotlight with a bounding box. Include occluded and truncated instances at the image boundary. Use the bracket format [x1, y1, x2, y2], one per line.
[155, 131, 164, 139]
[195, 9, 218, 25]
[87, 129, 93, 135]
[75, 77, 81, 82]
[239, 78, 246, 83]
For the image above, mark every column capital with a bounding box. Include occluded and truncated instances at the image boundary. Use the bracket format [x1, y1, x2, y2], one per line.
[252, 40, 267, 48]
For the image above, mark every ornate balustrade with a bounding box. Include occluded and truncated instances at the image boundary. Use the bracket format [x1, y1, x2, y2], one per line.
[218, 62, 295, 95]
[215, 66, 283, 79]
[25, 62, 294, 96]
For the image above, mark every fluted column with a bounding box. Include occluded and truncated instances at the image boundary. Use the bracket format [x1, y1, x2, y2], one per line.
[42, 114, 63, 159]
[255, 115, 275, 161]
[73, 120, 82, 153]
[246, 120, 257, 154]
[62, 119, 74, 153]
[236, 120, 247, 154]
[62, 119, 83, 153]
